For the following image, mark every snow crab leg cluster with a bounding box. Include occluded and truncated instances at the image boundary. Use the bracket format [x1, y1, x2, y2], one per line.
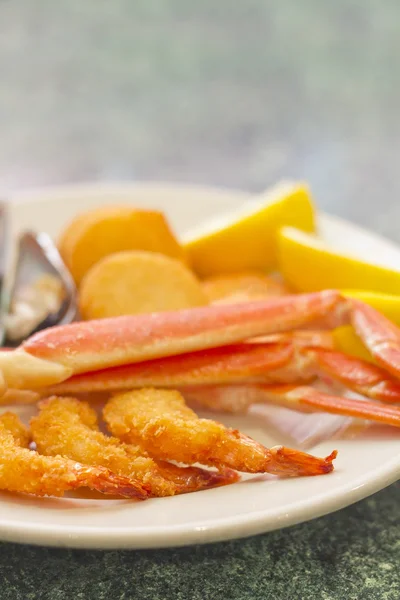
[2, 289, 400, 497]
[4, 289, 398, 428]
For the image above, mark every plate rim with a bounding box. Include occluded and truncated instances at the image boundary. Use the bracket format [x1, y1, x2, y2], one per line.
[0, 453, 399, 550]
[1, 180, 399, 550]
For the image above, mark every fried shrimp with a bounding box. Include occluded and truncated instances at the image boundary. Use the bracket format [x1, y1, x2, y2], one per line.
[103, 389, 337, 477]
[0, 412, 31, 447]
[0, 412, 147, 499]
[31, 397, 238, 497]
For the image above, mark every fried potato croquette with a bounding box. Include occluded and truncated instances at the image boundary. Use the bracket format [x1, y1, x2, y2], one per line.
[104, 389, 337, 476]
[202, 271, 289, 305]
[58, 205, 187, 285]
[0, 412, 147, 499]
[31, 397, 238, 497]
[79, 251, 208, 320]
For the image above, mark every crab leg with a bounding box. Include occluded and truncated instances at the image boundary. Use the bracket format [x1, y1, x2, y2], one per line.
[183, 384, 400, 428]
[305, 348, 400, 403]
[47, 340, 400, 406]
[46, 342, 297, 395]
[20, 291, 343, 374]
[250, 330, 335, 348]
[0, 350, 71, 394]
[46, 331, 334, 395]
[349, 299, 400, 379]
[2, 290, 400, 393]
[256, 385, 400, 428]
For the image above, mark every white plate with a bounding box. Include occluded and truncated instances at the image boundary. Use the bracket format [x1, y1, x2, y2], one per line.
[1, 182, 400, 550]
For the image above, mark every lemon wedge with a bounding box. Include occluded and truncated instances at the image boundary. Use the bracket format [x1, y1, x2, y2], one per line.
[183, 182, 315, 278]
[278, 227, 400, 295]
[333, 290, 400, 361]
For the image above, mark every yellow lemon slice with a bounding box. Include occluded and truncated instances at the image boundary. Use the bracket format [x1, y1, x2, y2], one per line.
[183, 182, 315, 278]
[334, 290, 400, 362]
[278, 227, 400, 295]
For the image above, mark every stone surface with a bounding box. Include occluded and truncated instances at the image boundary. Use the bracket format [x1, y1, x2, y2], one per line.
[0, 1, 399, 598]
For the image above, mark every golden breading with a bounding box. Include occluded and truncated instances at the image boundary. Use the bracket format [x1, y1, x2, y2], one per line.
[0, 412, 147, 499]
[31, 396, 238, 497]
[104, 388, 336, 476]
[0, 412, 31, 447]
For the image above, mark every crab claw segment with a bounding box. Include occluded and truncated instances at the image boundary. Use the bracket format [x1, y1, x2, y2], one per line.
[47, 343, 295, 395]
[250, 330, 335, 349]
[306, 348, 400, 404]
[47, 335, 400, 410]
[351, 300, 400, 378]
[350, 299, 400, 380]
[183, 383, 400, 429]
[0, 350, 72, 391]
[258, 384, 400, 428]
[22, 291, 342, 375]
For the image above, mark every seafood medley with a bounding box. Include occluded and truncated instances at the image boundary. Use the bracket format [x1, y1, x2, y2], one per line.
[1, 182, 400, 500]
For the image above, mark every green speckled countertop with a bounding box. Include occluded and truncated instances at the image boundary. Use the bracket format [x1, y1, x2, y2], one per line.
[0, 1, 400, 598]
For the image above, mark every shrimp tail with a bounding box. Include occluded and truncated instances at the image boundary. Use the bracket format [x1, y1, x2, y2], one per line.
[266, 446, 337, 477]
[72, 463, 149, 499]
[163, 464, 240, 493]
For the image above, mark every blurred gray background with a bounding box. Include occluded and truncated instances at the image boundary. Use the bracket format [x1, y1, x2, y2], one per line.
[0, 1, 399, 238]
